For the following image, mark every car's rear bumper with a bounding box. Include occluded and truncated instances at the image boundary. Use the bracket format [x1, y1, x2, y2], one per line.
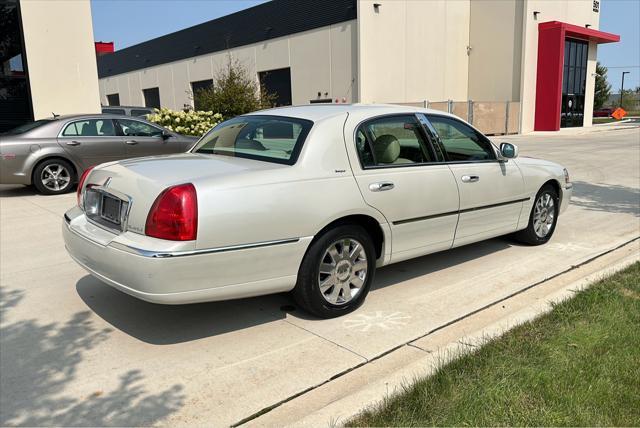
[63, 207, 310, 304]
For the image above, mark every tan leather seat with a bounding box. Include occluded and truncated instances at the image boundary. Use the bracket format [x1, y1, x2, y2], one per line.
[373, 134, 413, 164]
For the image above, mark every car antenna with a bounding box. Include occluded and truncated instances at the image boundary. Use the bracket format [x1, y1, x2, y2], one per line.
[52, 112, 60, 118]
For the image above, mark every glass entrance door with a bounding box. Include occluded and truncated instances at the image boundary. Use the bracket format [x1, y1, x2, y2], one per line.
[561, 39, 588, 128]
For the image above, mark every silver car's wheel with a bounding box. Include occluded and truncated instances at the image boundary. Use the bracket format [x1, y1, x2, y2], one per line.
[533, 193, 555, 238]
[40, 163, 72, 192]
[318, 238, 368, 305]
[32, 159, 76, 195]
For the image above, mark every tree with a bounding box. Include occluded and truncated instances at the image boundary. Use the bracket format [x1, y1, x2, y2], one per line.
[619, 89, 637, 111]
[192, 56, 276, 119]
[593, 62, 611, 110]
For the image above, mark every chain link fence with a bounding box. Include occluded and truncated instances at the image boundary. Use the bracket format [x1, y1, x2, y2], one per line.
[394, 100, 521, 135]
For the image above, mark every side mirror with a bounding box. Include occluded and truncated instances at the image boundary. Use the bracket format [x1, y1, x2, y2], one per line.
[500, 142, 518, 159]
[161, 131, 171, 140]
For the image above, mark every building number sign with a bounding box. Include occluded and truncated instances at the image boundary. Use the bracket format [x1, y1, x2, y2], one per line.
[593, 0, 600, 13]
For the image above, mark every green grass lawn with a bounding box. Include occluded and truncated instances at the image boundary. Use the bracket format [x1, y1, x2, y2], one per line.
[349, 262, 640, 427]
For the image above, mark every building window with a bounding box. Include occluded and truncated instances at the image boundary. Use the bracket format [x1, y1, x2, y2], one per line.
[0, 0, 33, 133]
[106, 93, 120, 106]
[259, 68, 292, 107]
[142, 87, 160, 109]
[191, 79, 213, 111]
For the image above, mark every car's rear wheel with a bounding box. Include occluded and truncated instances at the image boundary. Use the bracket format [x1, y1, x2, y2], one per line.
[292, 225, 376, 318]
[32, 159, 76, 195]
[514, 184, 559, 245]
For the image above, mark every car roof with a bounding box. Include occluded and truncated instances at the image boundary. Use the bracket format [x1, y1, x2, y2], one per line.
[245, 103, 456, 122]
[50, 113, 149, 121]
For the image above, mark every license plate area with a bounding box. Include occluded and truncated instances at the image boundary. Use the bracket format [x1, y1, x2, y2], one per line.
[84, 187, 130, 232]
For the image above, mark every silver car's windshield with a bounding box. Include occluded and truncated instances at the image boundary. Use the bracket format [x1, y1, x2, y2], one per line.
[2, 119, 54, 136]
[193, 115, 313, 165]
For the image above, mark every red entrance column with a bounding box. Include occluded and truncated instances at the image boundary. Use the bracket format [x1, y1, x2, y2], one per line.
[534, 21, 619, 131]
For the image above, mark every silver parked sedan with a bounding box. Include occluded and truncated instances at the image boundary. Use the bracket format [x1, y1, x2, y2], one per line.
[0, 114, 197, 194]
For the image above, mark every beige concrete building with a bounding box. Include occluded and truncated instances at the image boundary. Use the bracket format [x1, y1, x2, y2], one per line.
[0, 0, 101, 131]
[97, 0, 620, 133]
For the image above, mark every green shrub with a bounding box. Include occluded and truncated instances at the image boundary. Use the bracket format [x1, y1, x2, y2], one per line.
[193, 56, 276, 119]
[147, 108, 223, 137]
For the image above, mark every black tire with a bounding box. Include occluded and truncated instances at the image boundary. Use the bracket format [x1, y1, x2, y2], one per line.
[514, 184, 559, 245]
[292, 225, 376, 318]
[32, 158, 76, 195]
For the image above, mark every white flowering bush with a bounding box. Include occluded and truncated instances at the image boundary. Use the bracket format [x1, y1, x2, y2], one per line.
[146, 108, 223, 137]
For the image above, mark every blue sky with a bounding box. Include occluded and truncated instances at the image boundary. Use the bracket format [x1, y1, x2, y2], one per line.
[598, 0, 640, 91]
[91, 0, 639, 91]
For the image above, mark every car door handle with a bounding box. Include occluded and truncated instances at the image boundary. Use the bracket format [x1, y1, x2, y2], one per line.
[461, 175, 480, 183]
[125, 140, 139, 145]
[66, 141, 81, 146]
[369, 182, 395, 192]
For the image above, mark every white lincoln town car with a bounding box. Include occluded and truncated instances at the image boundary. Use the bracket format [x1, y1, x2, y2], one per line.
[63, 104, 572, 318]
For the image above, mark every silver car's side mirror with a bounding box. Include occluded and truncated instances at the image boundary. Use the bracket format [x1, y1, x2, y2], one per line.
[500, 142, 518, 159]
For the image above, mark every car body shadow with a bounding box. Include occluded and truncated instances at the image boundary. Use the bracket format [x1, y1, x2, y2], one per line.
[0, 184, 36, 197]
[76, 276, 290, 345]
[571, 181, 639, 217]
[78, 237, 514, 333]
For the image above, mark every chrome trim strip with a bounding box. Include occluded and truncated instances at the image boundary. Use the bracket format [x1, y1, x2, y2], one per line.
[108, 237, 301, 258]
[393, 197, 531, 225]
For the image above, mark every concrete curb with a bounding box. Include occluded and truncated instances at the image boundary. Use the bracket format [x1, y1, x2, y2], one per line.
[245, 239, 639, 428]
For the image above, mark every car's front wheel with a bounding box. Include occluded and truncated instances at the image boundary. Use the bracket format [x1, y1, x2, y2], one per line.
[514, 184, 559, 245]
[293, 225, 376, 318]
[32, 159, 76, 195]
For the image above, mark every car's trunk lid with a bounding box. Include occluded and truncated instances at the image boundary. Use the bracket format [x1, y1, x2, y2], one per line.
[84, 153, 286, 236]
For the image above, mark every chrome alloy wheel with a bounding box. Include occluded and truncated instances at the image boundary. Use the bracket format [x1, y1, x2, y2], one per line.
[533, 193, 555, 238]
[40, 163, 71, 192]
[318, 238, 368, 305]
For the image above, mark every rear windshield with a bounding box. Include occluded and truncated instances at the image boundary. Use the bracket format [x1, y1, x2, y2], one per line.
[102, 108, 126, 115]
[192, 115, 313, 165]
[2, 119, 53, 135]
[131, 109, 153, 117]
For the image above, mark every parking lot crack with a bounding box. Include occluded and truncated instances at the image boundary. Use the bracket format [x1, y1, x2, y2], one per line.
[282, 319, 369, 362]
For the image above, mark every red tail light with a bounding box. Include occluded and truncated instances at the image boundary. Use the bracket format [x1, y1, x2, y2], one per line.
[145, 183, 198, 241]
[77, 166, 95, 206]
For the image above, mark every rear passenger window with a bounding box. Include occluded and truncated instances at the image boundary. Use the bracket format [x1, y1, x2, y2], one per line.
[427, 115, 495, 161]
[356, 115, 435, 168]
[62, 119, 116, 137]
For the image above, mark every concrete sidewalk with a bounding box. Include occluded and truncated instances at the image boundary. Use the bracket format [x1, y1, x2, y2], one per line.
[1, 127, 639, 426]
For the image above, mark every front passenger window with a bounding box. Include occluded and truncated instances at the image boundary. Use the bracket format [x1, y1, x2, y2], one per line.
[427, 115, 495, 161]
[116, 119, 163, 137]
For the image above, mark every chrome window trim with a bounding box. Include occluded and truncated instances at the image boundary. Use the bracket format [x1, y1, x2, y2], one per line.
[108, 237, 301, 258]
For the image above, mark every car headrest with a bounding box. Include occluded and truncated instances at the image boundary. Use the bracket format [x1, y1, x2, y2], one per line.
[81, 121, 98, 136]
[374, 134, 400, 163]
